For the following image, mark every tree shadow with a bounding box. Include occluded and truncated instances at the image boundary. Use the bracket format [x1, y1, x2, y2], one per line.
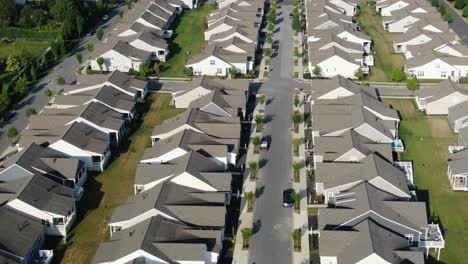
[255, 185, 265, 198]
[264, 114, 274, 124]
[259, 158, 268, 168]
[273, 27, 281, 33]
[252, 219, 262, 234]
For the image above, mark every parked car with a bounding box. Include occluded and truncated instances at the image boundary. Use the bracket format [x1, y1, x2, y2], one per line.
[272, 45, 279, 52]
[261, 137, 268, 150]
[86, 30, 94, 36]
[289, 13, 294, 18]
[102, 15, 109, 21]
[283, 189, 293, 207]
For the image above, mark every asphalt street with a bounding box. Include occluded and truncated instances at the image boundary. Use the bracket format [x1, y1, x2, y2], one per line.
[0, 5, 128, 156]
[248, 3, 309, 263]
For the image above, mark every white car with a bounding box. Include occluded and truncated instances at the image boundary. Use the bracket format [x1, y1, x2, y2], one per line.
[102, 15, 109, 21]
[261, 137, 268, 150]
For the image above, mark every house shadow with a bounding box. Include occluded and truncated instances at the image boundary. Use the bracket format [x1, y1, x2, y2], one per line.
[255, 185, 265, 198]
[252, 219, 262, 234]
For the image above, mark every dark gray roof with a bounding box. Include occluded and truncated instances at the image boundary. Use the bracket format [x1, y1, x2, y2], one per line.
[147, 3, 171, 21]
[61, 122, 110, 155]
[448, 148, 468, 175]
[0, 166, 75, 216]
[208, 24, 258, 43]
[187, 44, 248, 65]
[153, 0, 177, 14]
[171, 75, 249, 94]
[311, 75, 378, 100]
[137, 30, 168, 50]
[95, 85, 136, 112]
[110, 182, 226, 228]
[140, 11, 167, 30]
[0, 207, 45, 259]
[92, 216, 221, 264]
[80, 102, 126, 130]
[448, 100, 468, 123]
[130, 22, 164, 36]
[135, 151, 231, 191]
[189, 89, 246, 117]
[112, 41, 151, 61]
[1, 143, 84, 182]
[416, 79, 468, 103]
[107, 70, 148, 92]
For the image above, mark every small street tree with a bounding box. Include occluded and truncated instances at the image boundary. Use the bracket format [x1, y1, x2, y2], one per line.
[439, 4, 446, 15]
[96, 28, 104, 41]
[255, 115, 265, 132]
[139, 62, 150, 79]
[312, 66, 322, 78]
[7, 126, 18, 138]
[267, 22, 274, 32]
[391, 68, 407, 82]
[292, 192, 302, 211]
[25, 107, 37, 117]
[126, 0, 132, 9]
[248, 161, 258, 180]
[267, 34, 273, 44]
[75, 52, 83, 64]
[294, 95, 300, 108]
[43, 88, 53, 97]
[153, 63, 160, 75]
[241, 228, 252, 249]
[292, 229, 301, 251]
[119, 10, 124, 18]
[56, 76, 66, 85]
[97, 57, 105, 73]
[258, 94, 266, 105]
[406, 77, 419, 90]
[245, 191, 255, 212]
[292, 162, 301, 182]
[86, 42, 94, 53]
[445, 10, 454, 22]
[291, 110, 301, 133]
[354, 69, 365, 80]
[252, 136, 261, 153]
[292, 138, 301, 156]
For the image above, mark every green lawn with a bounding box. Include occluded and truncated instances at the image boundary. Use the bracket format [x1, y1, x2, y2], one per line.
[159, 3, 217, 77]
[55, 94, 185, 264]
[384, 99, 468, 263]
[0, 39, 50, 59]
[357, 5, 405, 82]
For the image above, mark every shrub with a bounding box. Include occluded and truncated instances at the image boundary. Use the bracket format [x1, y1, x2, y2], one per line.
[439, 4, 446, 15]
[455, 0, 466, 10]
[25, 107, 37, 117]
[267, 23, 274, 32]
[391, 68, 407, 82]
[354, 69, 365, 80]
[75, 52, 83, 64]
[56, 76, 66, 85]
[312, 66, 322, 78]
[293, 47, 299, 57]
[432, 0, 439, 7]
[266, 34, 273, 44]
[445, 10, 454, 23]
[86, 42, 94, 52]
[96, 28, 104, 41]
[406, 77, 419, 90]
[464, 5, 468, 17]
[7, 126, 18, 138]
[43, 88, 52, 97]
[264, 48, 271, 57]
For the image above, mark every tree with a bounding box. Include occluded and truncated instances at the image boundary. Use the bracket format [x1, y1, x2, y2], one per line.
[292, 192, 302, 210]
[292, 138, 301, 156]
[76, 15, 84, 37]
[58, 36, 66, 57]
[153, 63, 160, 75]
[406, 77, 419, 90]
[44, 88, 53, 97]
[50, 41, 61, 62]
[267, 22, 274, 32]
[139, 62, 149, 79]
[455, 0, 466, 9]
[7, 126, 18, 138]
[464, 5, 468, 17]
[126, 0, 133, 9]
[245, 191, 255, 212]
[291, 110, 301, 132]
[30, 64, 37, 81]
[25, 107, 37, 117]
[56, 76, 66, 85]
[293, 47, 299, 57]
[96, 28, 104, 41]
[292, 229, 301, 250]
[31, 10, 47, 29]
[354, 69, 365, 80]
[264, 48, 271, 57]
[119, 10, 124, 18]
[293, 0, 300, 7]
[6, 50, 33, 73]
[432, 0, 439, 7]
[439, 4, 446, 15]
[252, 136, 261, 153]
[312, 66, 322, 78]
[19, 6, 34, 28]
[266, 34, 273, 44]
[76, 52, 83, 64]
[86, 43, 94, 52]
[258, 95, 266, 105]
[391, 68, 407, 82]
[248, 161, 258, 180]
[0, 0, 16, 26]
[445, 10, 454, 23]
[14, 76, 28, 95]
[292, 162, 301, 181]
[52, 0, 84, 39]
[97, 57, 105, 73]
[254, 115, 265, 132]
[241, 228, 252, 249]
[229, 67, 240, 78]
[294, 94, 300, 108]
[292, 15, 301, 32]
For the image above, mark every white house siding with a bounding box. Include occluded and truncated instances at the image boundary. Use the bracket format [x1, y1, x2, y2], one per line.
[329, 0, 355, 16]
[323, 181, 363, 202]
[368, 176, 411, 198]
[316, 87, 355, 100]
[451, 116, 468, 133]
[211, 33, 254, 43]
[181, 0, 198, 9]
[140, 148, 188, 164]
[130, 39, 168, 62]
[187, 56, 233, 76]
[96, 250, 169, 264]
[200, 103, 232, 117]
[151, 124, 204, 142]
[231, 62, 248, 74]
[379, 1, 409, 16]
[48, 140, 109, 172]
[315, 56, 360, 79]
[356, 253, 392, 264]
[320, 256, 338, 264]
[336, 32, 371, 47]
[110, 209, 177, 233]
[204, 24, 233, 40]
[385, 17, 420, 32]
[334, 148, 366, 162]
[173, 87, 211, 108]
[435, 46, 466, 57]
[424, 92, 468, 115]
[393, 35, 432, 53]
[91, 50, 143, 72]
[354, 124, 393, 143]
[171, 172, 219, 191]
[406, 59, 465, 82]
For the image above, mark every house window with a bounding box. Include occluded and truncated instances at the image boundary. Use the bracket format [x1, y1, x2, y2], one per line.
[441, 71, 446, 78]
[53, 218, 65, 225]
[405, 234, 414, 243]
[409, 70, 414, 75]
[92, 156, 102, 162]
[210, 60, 216, 65]
[217, 68, 223, 74]
[417, 71, 424, 77]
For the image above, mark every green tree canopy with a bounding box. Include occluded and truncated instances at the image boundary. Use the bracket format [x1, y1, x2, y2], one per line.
[0, 0, 16, 26]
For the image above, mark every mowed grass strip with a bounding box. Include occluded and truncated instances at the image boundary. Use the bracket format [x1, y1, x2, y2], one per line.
[384, 99, 468, 264]
[56, 94, 185, 264]
[357, 5, 405, 82]
[160, 4, 217, 77]
[0, 39, 50, 59]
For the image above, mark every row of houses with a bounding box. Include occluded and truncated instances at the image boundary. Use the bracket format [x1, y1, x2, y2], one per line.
[305, 0, 374, 79]
[309, 75, 445, 263]
[186, 0, 266, 76]
[88, 0, 191, 72]
[375, 0, 468, 81]
[91, 77, 250, 263]
[414, 79, 468, 191]
[0, 71, 149, 263]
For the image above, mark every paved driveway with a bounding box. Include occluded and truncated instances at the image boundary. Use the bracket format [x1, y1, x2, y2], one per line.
[248, 3, 309, 264]
[0, 5, 130, 156]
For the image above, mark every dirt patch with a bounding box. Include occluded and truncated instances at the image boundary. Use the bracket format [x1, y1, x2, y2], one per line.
[429, 117, 453, 139]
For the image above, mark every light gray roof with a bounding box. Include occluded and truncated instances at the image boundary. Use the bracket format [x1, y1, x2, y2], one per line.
[448, 100, 468, 123]
[170, 75, 249, 94]
[112, 41, 151, 61]
[152, 108, 241, 140]
[416, 79, 468, 103]
[142, 129, 236, 161]
[147, 3, 171, 21]
[135, 151, 231, 191]
[309, 46, 360, 65]
[448, 148, 468, 175]
[315, 154, 411, 196]
[214, 37, 256, 57]
[308, 31, 363, 52]
[95, 85, 136, 112]
[110, 182, 226, 228]
[313, 130, 393, 162]
[153, 0, 177, 14]
[208, 24, 258, 43]
[405, 49, 468, 68]
[187, 44, 248, 65]
[0, 207, 45, 259]
[140, 11, 167, 30]
[189, 89, 246, 117]
[92, 216, 222, 264]
[136, 30, 168, 50]
[311, 75, 378, 100]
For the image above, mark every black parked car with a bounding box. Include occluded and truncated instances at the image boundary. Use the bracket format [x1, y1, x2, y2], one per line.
[283, 189, 293, 207]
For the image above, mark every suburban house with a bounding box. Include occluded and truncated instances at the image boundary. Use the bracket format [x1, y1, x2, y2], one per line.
[170, 76, 249, 108]
[309, 75, 378, 102]
[92, 216, 222, 264]
[448, 101, 468, 133]
[90, 41, 152, 72]
[308, 32, 366, 55]
[126, 30, 169, 62]
[140, 129, 238, 165]
[308, 47, 362, 79]
[382, 10, 440, 33]
[151, 108, 241, 142]
[447, 149, 468, 191]
[1, 143, 87, 200]
[414, 79, 468, 114]
[328, 0, 357, 16]
[108, 182, 227, 235]
[208, 24, 258, 44]
[189, 89, 246, 119]
[204, 17, 260, 41]
[393, 31, 459, 54]
[404, 50, 468, 82]
[315, 153, 412, 202]
[0, 165, 76, 237]
[318, 181, 444, 263]
[0, 207, 53, 264]
[313, 129, 393, 164]
[134, 151, 231, 194]
[187, 45, 250, 76]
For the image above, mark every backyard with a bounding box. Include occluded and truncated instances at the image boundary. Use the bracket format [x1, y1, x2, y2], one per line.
[384, 99, 468, 263]
[159, 3, 216, 77]
[53, 94, 185, 264]
[357, 4, 405, 82]
[0, 39, 50, 59]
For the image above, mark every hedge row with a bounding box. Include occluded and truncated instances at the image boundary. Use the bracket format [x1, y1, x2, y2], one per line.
[0, 27, 60, 40]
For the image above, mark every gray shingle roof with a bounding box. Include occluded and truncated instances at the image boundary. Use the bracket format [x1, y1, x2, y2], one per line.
[61, 122, 110, 155]
[310, 75, 378, 100]
[136, 30, 168, 50]
[112, 41, 151, 61]
[95, 85, 136, 112]
[187, 44, 248, 65]
[189, 89, 246, 117]
[448, 100, 468, 124]
[415, 79, 468, 103]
